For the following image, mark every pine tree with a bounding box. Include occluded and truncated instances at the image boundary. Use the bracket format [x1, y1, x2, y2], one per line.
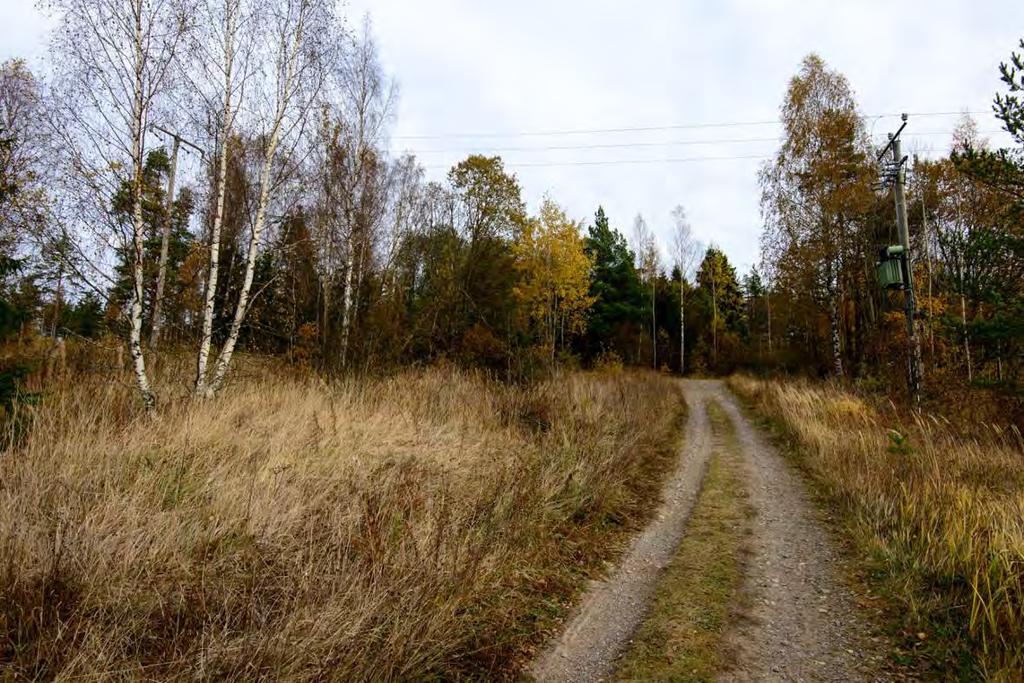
[581, 207, 645, 363]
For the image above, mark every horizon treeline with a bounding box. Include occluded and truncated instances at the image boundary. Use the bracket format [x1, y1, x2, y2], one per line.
[0, 1, 1022, 411]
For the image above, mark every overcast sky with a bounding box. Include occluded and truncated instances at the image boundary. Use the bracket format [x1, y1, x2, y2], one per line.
[3, 0, 1021, 273]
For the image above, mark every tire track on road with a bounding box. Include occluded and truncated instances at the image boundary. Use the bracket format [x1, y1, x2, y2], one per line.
[530, 380, 719, 683]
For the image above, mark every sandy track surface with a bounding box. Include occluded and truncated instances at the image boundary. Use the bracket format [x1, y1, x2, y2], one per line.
[530, 380, 889, 682]
[715, 387, 889, 682]
[529, 380, 718, 682]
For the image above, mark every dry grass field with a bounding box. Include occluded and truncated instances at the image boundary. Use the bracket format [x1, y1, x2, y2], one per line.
[729, 374, 1024, 678]
[0, 362, 683, 680]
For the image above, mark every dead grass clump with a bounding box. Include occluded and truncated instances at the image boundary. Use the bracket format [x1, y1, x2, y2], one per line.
[0, 366, 682, 680]
[728, 374, 1024, 677]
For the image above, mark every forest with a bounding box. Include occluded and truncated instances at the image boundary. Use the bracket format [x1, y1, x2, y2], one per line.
[0, 2, 1022, 423]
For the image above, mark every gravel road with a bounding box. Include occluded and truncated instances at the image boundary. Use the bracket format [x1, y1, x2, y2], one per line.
[529, 380, 717, 682]
[715, 386, 889, 682]
[529, 379, 890, 683]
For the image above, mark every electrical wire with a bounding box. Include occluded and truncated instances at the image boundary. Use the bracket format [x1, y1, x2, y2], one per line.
[420, 146, 953, 170]
[392, 110, 989, 140]
[423, 154, 771, 170]
[397, 129, 1002, 156]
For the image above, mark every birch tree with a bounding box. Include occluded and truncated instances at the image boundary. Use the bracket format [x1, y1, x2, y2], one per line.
[632, 213, 658, 368]
[189, 0, 250, 397]
[194, 0, 337, 397]
[44, 0, 192, 410]
[316, 17, 396, 368]
[670, 205, 701, 374]
[0, 60, 48, 257]
[760, 54, 873, 379]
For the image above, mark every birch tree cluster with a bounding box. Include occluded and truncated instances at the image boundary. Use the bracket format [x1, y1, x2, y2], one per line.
[1, 1, 610, 408]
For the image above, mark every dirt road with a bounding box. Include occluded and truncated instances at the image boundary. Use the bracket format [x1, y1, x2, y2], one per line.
[529, 380, 717, 682]
[530, 379, 887, 682]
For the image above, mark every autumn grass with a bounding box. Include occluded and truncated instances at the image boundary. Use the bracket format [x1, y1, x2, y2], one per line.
[0, 362, 684, 680]
[616, 401, 751, 682]
[728, 374, 1024, 679]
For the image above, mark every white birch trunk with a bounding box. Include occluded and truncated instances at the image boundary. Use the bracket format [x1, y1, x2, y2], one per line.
[150, 139, 178, 348]
[679, 284, 685, 375]
[128, 1, 155, 411]
[651, 279, 656, 370]
[207, 15, 304, 394]
[208, 123, 282, 393]
[195, 0, 237, 397]
[338, 237, 356, 367]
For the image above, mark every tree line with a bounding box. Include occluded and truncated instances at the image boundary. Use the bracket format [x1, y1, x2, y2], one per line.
[0, 1, 1022, 410]
[0, 0, 753, 408]
[759, 50, 1024, 398]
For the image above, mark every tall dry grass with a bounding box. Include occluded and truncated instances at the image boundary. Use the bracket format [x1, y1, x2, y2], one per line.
[729, 374, 1024, 678]
[0, 364, 683, 680]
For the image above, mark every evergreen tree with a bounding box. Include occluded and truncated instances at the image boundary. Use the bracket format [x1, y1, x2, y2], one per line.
[696, 247, 745, 371]
[580, 206, 645, 362]
[109, 148, 196, 339]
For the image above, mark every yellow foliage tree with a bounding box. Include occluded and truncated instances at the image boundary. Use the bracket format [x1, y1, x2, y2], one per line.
[513, 198, 595, 362]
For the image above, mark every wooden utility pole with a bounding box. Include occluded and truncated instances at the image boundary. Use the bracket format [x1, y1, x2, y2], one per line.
[149, 124, 203, 348]
[880, 114, 923, 404]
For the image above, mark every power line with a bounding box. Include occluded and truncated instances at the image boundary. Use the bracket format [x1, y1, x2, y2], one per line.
[401, 136, 780, 154]
[423, 153, 773, 169]
[420, 145, 950, 170]
[396, 129, 1001, 156]
[392, 110, 988, 140]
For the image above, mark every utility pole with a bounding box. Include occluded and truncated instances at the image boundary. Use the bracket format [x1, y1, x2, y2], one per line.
[879, 114, 923, 404]
[149, 124, 203, 348]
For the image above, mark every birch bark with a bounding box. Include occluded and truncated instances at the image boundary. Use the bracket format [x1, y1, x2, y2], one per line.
[128, 0, 156, 411]
[195, 0, 238, 397]
[206, 7, 306, 394]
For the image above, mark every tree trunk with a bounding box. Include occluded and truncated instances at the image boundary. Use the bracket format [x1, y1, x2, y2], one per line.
[207, 7, 304, 395]
[679, 285, 685, 375]
[961, 292, 973, 382]
[711, 280, 718, 369]
[128, 1, 155, 411]
[923, 198, 935, 361]
[829, 290, 843, 378]
[651, 279, 657, 370]
[208, 122, 282, 394]
[339, 235, 356, 367]
[195, 1, 236, 398]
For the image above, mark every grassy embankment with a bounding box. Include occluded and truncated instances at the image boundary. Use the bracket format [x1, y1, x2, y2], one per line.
[729, 374, 1024, 679]
[0, 360, 683, 680]
[616, 400, 751, 682]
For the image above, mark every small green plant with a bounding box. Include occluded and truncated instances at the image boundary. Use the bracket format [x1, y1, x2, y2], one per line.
[886, 428, 912, 456]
